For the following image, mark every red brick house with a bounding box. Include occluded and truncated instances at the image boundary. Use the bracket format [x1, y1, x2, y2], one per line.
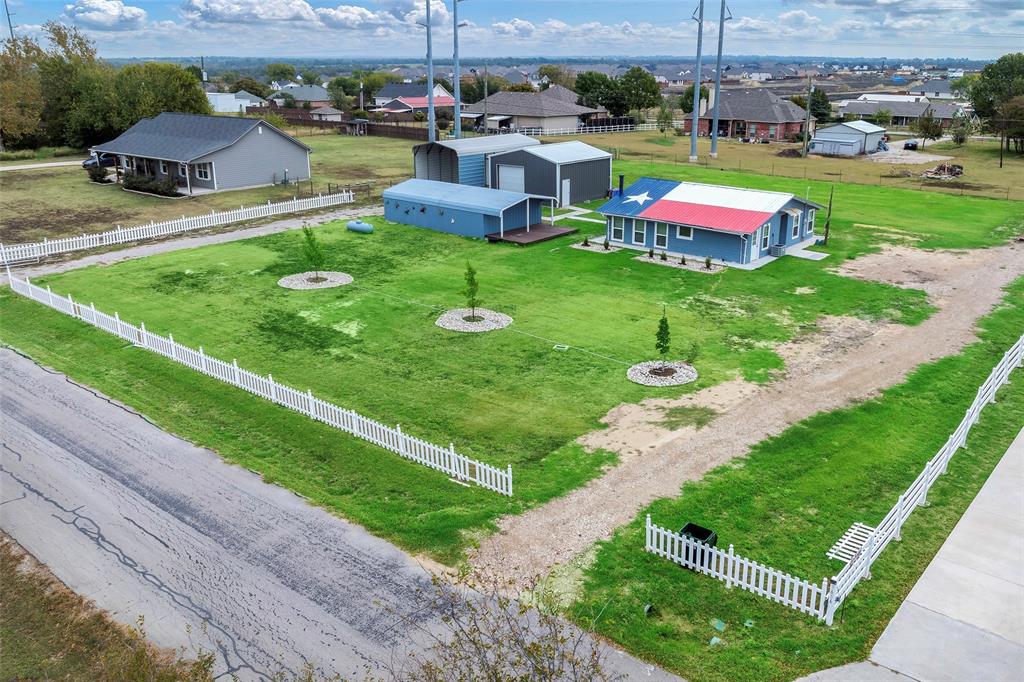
[684, 88, 812, 141]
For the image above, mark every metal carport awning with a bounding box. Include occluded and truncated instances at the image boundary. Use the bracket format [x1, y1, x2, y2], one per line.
[487, 115, 511, 122]
[460, 112, 483, 119]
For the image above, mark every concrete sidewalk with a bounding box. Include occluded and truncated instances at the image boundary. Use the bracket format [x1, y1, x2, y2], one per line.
[0, 159, 86, 172]
[803, 427, 1024, 682]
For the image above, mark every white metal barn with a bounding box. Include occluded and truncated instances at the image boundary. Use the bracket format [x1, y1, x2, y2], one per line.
[809, 120, 887, 156]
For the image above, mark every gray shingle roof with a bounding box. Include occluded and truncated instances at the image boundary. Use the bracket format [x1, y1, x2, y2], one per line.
[463, 90, 600, 118]
[376, 82, 450, 99]
[269, 85, 329, 101]
[838, 99, 964, 120]
[91, 112, 310, 162]
[911, 80, 952, 94]
[701, 88, 809, 123]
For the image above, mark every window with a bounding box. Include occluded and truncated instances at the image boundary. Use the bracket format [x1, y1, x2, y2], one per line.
[159, 160, 168, 174]
[633, 219, 646, 245]
[122, 156, 133, 170]
[807, 209, 816, 234]
[610, 216, 624, 241]
[178, 162, 187, 176]
[195, 162, 211, 181]
[791, 212, 801, 238]
[769, 125, 777, 139]
[761, 223, 771, 250]
[676, 225, 693, 240]
[749, 123, 758, 135]
[655, 222, 668, 248]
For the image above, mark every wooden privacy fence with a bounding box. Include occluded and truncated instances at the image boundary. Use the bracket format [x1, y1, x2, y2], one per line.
[0, 191, 355, 265]
[646, 333, 1023, 625]
[646, 516, 830, 619]
[7, 274, 513, 496]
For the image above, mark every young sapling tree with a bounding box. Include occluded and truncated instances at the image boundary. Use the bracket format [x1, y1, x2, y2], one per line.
[463, 262, 481, 321]
[655, 307, 672, 374]
[301, 225, 327, 282]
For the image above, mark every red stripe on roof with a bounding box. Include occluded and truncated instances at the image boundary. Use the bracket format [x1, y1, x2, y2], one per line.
[639, 200, 773, 234]
[396, 96, 456, 108]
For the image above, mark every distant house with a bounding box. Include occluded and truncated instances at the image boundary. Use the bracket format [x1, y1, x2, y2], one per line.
[855, 93, 926, 103]
[599, 177, 823, 268]
[268, 85, 332, 108]
[373, 82, 452, 108]
[373, 95, 457, 116]
[686, 88, 811, 141]
[462, 89, 602, 134]
[838, 100, 966, 127]
[206, 90, 267, 113]
[91, 113, 311, 194]
[271, 80, 300, 90]
[809, 120, 887, 156]
[310, 106, 344, 122]
[907, 80, 956, 100]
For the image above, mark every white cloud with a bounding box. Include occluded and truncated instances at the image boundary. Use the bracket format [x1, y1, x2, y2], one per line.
[180, 0, 318, 25]
[492, 18, 536, 38]
[63, 0, 147, 31]
[316, 5, 385, 30]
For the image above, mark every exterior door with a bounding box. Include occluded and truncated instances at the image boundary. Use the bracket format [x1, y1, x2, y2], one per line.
[560, 177, 571, 207]
[498, 164, 525, 193]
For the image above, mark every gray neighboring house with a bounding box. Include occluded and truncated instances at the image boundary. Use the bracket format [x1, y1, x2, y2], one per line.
[487, 141, 612, 207]
[809, 120, 887, 156]
[91, 112, 312, 194]
[838, 99, 967, 127]
[462, 89, 602, 133]
[268, 84, 332, 107]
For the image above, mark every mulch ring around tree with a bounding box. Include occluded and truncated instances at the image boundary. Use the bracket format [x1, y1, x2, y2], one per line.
[277, 271, 354, 290]
[435, 308, 513, 333]
[627, 360, 699, 387]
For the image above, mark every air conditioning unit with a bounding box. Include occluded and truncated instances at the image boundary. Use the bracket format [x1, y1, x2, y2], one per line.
[769, 244, 787, 257]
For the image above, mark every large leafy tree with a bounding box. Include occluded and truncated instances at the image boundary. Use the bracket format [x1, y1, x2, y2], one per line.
[265, 62, 296, 83]
[574, 71, 614, 108]
[963, 52, 1024, 119]
[912, 109, 943, 148]
[809, 88, 831, 121]
[537, 64, 575, 89]
[231, 77, 270, 98]
[299, 69, 321, 86]
[997, 95, 1024, 154]
[0, 36, 45, 150]
[618, 67, 662, 117]
[678, 83, 709, 114]
[112, 62, 211, 130]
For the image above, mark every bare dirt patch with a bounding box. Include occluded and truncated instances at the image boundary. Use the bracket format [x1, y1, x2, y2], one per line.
[470, 241, 1024, 586]
[868, 149, 954, 165]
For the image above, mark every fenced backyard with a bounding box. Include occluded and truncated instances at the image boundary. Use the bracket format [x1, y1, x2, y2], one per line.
[0, 191, 355, 265]
[6, 273, 513, 496]
[646, 331, 1024, 625]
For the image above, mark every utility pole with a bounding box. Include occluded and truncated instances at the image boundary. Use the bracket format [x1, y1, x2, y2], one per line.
[452, 0, 467, 139]
[709, 0, 731, 159]
[4, 0, 15, 40]
[423, 0, 436, 142]
[689, 0, 706, 162]
[483, 61, 489, 133]
[359, 81, 364, 111]
[801, 73, 814, 157]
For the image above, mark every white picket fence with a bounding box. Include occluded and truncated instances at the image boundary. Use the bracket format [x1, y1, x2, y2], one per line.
[646, 333, 1024, 625]
[0, 191, 355, 265]
[7, 274, 513, 496]
[824, 332, 1024, 623]
[646, 516, 830, 618]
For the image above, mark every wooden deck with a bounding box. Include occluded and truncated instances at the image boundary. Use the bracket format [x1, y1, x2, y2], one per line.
[485, 223, 578, 245]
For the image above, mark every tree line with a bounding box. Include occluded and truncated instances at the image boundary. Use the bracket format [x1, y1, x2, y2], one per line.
[0, 23, 211, 151]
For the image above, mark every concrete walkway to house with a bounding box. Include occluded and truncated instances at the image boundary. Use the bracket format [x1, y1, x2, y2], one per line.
[0, 159, 86, 172]
[802, 426, 1024, 682]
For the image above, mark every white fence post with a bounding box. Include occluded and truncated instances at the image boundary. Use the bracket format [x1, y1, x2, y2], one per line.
[168, 333, 177, 360]
[307, 389, 315, 416]
[895, 494, 905, 541]
[199, 346, 207, 373]
[232, 359, 240, 384]
[139, 322, 148, 347]
[725, 544, 735, 589]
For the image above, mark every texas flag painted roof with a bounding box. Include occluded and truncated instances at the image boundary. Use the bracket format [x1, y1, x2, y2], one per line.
[599, 177, 819, 235]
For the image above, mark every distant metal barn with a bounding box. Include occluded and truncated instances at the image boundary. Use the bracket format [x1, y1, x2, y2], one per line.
[412, 134, 540, 187]
[488, 141, 613, 207]
[383, 178, 547, 240]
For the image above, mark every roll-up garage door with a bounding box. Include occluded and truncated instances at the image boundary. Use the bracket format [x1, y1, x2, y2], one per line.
[497, 165, 525, 193]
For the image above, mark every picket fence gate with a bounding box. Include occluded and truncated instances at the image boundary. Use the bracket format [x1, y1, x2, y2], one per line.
[7, 274, 513, 496]
[0, 191, 355, 265]
[646, 333, 1023, 625]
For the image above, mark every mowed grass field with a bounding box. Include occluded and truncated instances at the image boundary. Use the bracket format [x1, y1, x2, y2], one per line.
[544, 132, 1024, 201]
[571, 276, 1024, 682]
[0, 134, 417, 243]
[2, 162, 1020, 564]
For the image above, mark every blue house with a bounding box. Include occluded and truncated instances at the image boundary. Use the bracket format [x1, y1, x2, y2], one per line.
[383, 179, 555, 241]
[598, 178, 824, 268]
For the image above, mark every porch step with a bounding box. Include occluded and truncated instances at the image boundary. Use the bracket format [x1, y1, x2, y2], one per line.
[826, 522, 876, 564]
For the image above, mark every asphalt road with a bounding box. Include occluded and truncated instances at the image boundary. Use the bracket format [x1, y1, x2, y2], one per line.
[0, 347, 675, 681]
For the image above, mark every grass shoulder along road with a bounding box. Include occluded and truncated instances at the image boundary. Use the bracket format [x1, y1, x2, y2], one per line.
[569, 276, 1024, 682]
[0, 534, 213, 681]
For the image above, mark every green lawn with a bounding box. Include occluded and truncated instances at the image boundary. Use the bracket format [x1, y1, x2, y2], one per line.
[570, 276, 1024, 682]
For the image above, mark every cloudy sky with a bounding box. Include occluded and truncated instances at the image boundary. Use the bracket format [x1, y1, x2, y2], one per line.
[8, 1, 1022, 59]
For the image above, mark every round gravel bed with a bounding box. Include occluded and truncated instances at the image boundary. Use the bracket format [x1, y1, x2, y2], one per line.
[278, 271, 353, 290]
[436, 308, 513, 333]
[627, 360, 699, 387]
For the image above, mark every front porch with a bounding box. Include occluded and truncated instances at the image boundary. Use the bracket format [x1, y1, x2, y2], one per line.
[485, 223, 578, 245]
[116, 155, 213, 195]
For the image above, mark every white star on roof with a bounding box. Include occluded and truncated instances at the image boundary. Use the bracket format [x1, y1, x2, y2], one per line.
[623, 191, 652, 206]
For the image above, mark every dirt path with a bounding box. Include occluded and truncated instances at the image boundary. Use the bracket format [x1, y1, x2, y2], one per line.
[0, 159, 86, 172]
[470, 242, 1024, 585]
